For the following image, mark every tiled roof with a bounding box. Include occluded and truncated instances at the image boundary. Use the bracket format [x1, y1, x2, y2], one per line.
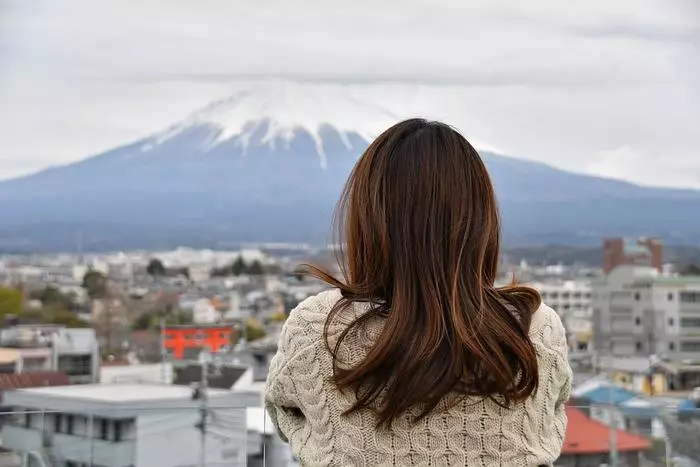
[0, 372, 70, 391]
[0, 371, 71, 403]
[563, 406, 651, 455]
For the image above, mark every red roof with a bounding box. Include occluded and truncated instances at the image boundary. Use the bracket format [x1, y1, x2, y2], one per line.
[563, 406, 651, 455]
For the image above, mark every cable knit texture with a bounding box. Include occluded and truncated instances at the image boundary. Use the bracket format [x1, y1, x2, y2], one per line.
[265, 289, 572, 467]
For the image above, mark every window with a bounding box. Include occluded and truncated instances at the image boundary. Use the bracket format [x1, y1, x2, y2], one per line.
[550, 292, 559, 299]
[540, 292, 547, 300]
[681, 317, 700, 328]
[669, 318, 675, 326]
[680, 341, 700, 352]
[634, 292, 641, 301]
[636, 341, 643, 351]
[680, 292, 700, 303]
[573, 292, 582, 299]
[114, 420, 123, 442]
[66, 415, 74, 435]
[635, 317, 641, 326]
[100, 419, 108, 440]
[585, 292, 592, 299]
[58, 355, 92, 377]
[668, 293, 674, 301]
[25, 412, 32, 428]
[669, 342, 676, 351]
[562, 292, 570, 299]
[54, 414, 63, 433]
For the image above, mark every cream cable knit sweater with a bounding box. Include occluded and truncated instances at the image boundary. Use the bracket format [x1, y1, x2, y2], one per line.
[265, 289, 572, 467]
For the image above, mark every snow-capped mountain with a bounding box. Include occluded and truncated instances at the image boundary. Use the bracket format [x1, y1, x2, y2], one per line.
[1, 82, 699, 251]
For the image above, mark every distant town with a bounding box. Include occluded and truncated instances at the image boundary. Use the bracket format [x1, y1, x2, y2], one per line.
[0, 238, 699, 466]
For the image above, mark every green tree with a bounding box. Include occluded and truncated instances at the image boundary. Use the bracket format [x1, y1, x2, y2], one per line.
[48, 309, 86, 328]
[231, 256, 248, 276]
[82, 270, 108, 299]
[248, 260, 265, 276]
[146, 258, 166, 276]
[38, 286, 71, 308]
[0, 287, 23, 318]
[133, 313, 151, 330]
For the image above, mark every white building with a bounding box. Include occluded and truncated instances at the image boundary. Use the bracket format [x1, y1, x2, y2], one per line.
[2, 384, 248, 467]
[529, 279, 593, 351]
[0, 326, 100, 384]
[192, 299, 221, 324]
[592, 265, 700, 362]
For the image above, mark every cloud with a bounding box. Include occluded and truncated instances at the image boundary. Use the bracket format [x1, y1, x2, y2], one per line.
[0, 0, 698, 186]
[585, 146, 700, 188]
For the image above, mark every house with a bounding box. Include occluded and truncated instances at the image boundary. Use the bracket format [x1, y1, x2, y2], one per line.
[575, 383, 667, 440]
[0, 326, 100, 385]
[558, 406, 651, 467]
[1, 383, 248, 467]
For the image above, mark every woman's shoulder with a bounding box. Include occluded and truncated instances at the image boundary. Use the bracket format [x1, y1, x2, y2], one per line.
[528, 302, 568, 354]
[285, 288, 342, 331]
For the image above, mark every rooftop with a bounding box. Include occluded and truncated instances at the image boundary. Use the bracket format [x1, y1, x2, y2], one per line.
[563, 406, 651, 455]
[12, 383, 231, 403]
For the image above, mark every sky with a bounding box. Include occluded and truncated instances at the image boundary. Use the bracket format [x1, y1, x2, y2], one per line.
[1, 0, 699, 187]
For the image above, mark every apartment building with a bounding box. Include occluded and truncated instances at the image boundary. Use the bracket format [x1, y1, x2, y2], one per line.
[592, 265, 700, 363]
[1, 384, 247, 467]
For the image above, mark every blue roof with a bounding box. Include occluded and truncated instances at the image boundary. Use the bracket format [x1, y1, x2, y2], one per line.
[678, 399, 698, 413]
[580, 386, 639, 405]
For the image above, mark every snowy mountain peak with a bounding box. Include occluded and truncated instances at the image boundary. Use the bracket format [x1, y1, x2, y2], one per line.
[143, 82, 399, 166]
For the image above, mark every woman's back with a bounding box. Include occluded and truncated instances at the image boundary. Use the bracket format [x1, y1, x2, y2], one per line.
[267, 289, 571, 466]
[265, 119, 573, 466]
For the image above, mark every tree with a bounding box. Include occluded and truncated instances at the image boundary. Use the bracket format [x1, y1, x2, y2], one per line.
[37, 286, 72, 309]
[133, 313, 154, 331]
[231, 256, 247, 276]
[248, 260, 265, 276]
[681, 264, 700, 276]
[146, 258, 166, 276]
[82, 270, 108, 299]
[245, 318, 267, 342]
[0, 287, 23, 318]
[270, 312, 287, 323]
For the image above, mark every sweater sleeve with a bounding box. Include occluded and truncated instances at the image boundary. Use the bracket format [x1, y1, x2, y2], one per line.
[551, 313, 573, 449]
[264, 302, 318, 444]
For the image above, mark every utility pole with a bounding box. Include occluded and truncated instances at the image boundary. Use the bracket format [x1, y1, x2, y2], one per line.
[160, 318, 167, 383]
[608, 384, 618, 466]
[196, 350, 210, 467]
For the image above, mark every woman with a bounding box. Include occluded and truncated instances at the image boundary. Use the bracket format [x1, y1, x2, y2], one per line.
[265, 119, 572, 466]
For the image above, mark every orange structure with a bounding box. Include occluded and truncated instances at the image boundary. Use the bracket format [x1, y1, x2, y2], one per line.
[163, 324, 236, 360]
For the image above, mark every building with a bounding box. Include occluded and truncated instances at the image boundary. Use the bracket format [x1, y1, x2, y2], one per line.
[530, 279, 593, 351]
[0, 326, 99, 385]
[0, 348, 52, 374]
[1, 383, 248, 467]
[559, 405, 651, 467]
[163, 324, 236, 360]
[192, 298, 221, 324]
[603, 237, 663, 274]
[592, 265, 700, 366]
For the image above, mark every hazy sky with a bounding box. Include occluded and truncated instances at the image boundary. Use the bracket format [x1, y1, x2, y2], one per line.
[1, 0, 698, 187]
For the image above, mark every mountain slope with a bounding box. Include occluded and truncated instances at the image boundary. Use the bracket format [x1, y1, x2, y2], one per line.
[1, 83, 699, 251]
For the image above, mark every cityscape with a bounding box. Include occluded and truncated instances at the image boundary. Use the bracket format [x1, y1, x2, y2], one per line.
[3, 0, 699, 466]
[0, 237, 697, 466]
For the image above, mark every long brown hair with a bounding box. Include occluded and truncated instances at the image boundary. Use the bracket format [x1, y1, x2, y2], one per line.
[306, 118, 541, 428]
